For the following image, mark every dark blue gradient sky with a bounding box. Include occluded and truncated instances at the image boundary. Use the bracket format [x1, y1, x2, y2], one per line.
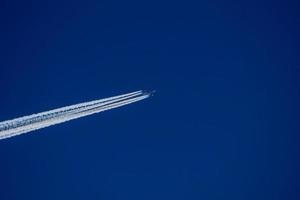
[0, 0, 299, 199]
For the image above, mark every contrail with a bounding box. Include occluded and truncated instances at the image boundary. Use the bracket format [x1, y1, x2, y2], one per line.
[0, 90, 153, 140]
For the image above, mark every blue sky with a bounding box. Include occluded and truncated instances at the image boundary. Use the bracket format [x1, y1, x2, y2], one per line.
[0, 0, 299, 199]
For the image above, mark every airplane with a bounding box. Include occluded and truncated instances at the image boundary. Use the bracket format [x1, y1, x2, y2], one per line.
[143, 90, 156, 97]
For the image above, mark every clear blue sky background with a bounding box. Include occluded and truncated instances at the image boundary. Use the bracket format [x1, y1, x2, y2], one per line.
[0, 0, 299, 199]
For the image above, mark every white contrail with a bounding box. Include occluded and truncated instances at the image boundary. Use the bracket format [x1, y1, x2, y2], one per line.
[0, 90, 152, 140]
[0, 91, 143, 126]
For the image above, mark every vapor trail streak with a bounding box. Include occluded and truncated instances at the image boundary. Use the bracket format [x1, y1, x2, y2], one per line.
[0, 91, 151, 140]
[0, 91, 142, 126]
